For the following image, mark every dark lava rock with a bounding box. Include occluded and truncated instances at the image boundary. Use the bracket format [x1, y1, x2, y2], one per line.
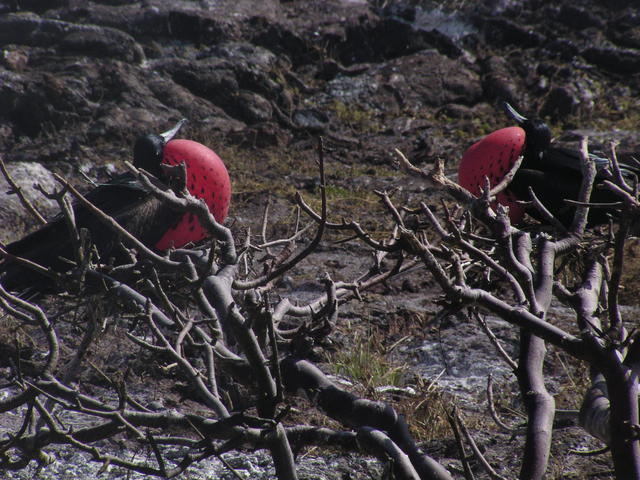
[539, 86, 578, 119]
[237, 91, 273, 124]
[167, 10, 235, 45]
[558, 5, 604, 30]
[330, 13, 462, 66]
[157, 59, 240, 112]
[480, 55, 522, 106]
[544, 38, 580, 61]
[1, 48, 28, 71]
[437, 103, 477, 120]
[376, 49, 482, 108]
[607, 13, 640, 50]
[0, 12, 145, 62]
[482, 17, 545, 48]
[244, 16, 314, 67]
[582, 46, 640, 74]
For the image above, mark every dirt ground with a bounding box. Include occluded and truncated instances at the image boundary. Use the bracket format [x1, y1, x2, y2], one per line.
[1, 0, 640, 478]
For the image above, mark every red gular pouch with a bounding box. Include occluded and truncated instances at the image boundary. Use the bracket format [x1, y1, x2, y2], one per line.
[155, 139, 231, 251]
[458, 126, 526, 224]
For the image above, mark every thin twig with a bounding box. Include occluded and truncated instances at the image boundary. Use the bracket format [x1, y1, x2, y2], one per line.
[455, 409, 510, 480]
[490, 155, 524, 196]
[526, 187, 568, 233]
[52, 174, 184, 269]
[486, 375, 519, 433]
[475, 313, 517, 371]
[0, 154, 47, 225]
[446, 408, 476, 480]
[234, 137, 328, 289]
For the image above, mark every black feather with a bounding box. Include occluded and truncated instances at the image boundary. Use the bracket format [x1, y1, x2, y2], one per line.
[0, 132, 181, 294]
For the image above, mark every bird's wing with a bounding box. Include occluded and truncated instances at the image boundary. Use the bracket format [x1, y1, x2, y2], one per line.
[542, 146, 608, 172]
[508, 168, 580, 224]
[543, 146, 640, 181]
[509, 167, 624, 227]
[0, 178, 173, 292]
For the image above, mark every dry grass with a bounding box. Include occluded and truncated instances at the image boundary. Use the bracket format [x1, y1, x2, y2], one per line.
[401, 379, 461, 441]
[330, 328, 408, 392]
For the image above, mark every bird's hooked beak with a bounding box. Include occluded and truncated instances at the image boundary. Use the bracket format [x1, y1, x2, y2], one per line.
[160, 118, 187, 144]
[503, 102, 528, 125]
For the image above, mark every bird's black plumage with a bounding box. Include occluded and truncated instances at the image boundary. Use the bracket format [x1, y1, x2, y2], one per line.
[503, 103, 639, 226]
[0, 122, 186, 294]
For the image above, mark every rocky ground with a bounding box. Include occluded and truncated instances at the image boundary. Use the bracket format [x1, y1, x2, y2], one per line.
[1, 0, 640, 478]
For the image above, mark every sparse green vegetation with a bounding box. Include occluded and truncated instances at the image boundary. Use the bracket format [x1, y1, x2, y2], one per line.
[204, 139, 398, 235]
[332, 100, 381, 133]
[590, 96, 640, 132]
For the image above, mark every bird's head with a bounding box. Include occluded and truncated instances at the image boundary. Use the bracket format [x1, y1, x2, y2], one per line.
[503, 102, 551, 159]
[133, 119, 187, 178]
